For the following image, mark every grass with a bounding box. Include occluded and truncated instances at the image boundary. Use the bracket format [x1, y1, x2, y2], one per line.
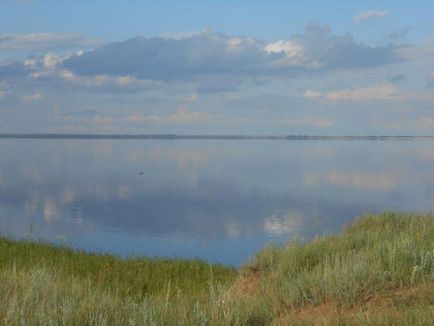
[0, 212, 433, 325]
[0, 238, 236, 301]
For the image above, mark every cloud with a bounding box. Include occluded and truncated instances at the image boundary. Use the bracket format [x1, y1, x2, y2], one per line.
[0, 62, 31, 78]
[0, 81, 10, 98]
[379, 113, 434, 131]
[42, 53, 61, 69]
[353, 10, 389, 23]
[125, 109, 335, 129]
[22, 92, 43, 103]
[63, 25, 402, 81]
[303, 90, 321, 98]
[264, 40, 308, 67]
[0, 33, 98, 52]
[63, 30, 269, 80]
[197, 76, 239, 93]
[305, 84, 399, 101]
[126, 108, 213, 125]
[388, 27, 412, 40]
[281, 116, 335, 128]
[30, 68, 159, 93]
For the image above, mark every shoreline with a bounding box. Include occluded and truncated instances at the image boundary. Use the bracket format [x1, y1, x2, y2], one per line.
[2, 133, 434, 140]
[1, 212, 433, 324]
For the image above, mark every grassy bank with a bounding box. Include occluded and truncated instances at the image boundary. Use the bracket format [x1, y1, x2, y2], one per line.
[0, 238, 235, 301]
[0, 212, 433, 325]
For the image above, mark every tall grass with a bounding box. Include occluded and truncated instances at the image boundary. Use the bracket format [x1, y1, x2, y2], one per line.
[1, 212, 433, 325]
[0, 266, 270, 325]
[244, 212, 434, 323]
[0, 238, 235, 300]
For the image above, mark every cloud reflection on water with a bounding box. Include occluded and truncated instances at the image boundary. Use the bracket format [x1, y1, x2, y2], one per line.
[1, 139, 434, 264]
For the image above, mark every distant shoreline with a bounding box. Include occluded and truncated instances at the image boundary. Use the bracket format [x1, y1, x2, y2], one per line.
[1, 133, 434, 140]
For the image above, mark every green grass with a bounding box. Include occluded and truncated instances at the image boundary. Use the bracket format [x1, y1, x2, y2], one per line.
[0, 238, 236, 301]
[244, 212, 434, 324]
[1, 212, 433, 325]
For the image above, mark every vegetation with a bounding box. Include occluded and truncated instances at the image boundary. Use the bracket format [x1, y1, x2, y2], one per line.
[0, 238, 235, 301]
[0, 212, 433, 325]
[242, 212, 434, 324]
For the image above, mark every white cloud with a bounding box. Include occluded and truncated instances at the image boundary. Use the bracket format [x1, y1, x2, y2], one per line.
[0, 33, 98, 52]
[22, 93, 44, 103]
[42, 53, 61, 69]
[63, 25, 401, 81]
[325, 84, 398, 101]
[281, 116, 335, 128]
[353, 10, 389, 23]
[125, 110, 335, 128]
[0, 81, 10, 97]
[303, 90, 321, 98]
[158, 31, 200, 40]
[30, 68, 159, 92]
[23, 58, 37, 67]
[126, 108, 213, 125]
[305, 84, 399, 101]
[264, 40, 308, 67]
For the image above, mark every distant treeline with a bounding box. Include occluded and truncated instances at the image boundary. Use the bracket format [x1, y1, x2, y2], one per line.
[1, 134, 433, 140]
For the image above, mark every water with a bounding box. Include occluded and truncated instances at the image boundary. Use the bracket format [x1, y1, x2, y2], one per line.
[1, 138, 434, 265]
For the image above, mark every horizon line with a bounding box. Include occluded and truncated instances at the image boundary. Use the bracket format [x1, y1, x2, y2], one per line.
[1, 133, 434, 140]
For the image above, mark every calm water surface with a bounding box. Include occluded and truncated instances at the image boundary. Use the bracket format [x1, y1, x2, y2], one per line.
[1, 139, 434, 265]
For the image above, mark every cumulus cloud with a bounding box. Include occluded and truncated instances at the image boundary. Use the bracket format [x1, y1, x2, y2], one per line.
[0, 62, 31, 78]
[63, 30, 268, 80]
[0, 33, 98, 52]
[63, 24, 402, 81]
[42, 53, 61, 69]
[264, 40, 308, 67]
[353, 10, 389, 23]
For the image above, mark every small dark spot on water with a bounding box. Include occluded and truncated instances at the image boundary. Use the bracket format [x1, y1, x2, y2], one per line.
[138, 172, 144, 175]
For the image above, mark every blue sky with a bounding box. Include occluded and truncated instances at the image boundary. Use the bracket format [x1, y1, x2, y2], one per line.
[1, 0, 434, 134]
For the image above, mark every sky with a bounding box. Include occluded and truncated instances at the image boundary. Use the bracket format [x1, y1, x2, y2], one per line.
[1, 0, 434, 135]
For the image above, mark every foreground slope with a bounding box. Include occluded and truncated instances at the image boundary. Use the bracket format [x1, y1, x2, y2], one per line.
[0, 212, 433, 325]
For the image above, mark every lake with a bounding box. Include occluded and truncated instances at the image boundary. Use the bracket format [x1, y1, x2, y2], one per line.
[1, 138, 434, 265]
